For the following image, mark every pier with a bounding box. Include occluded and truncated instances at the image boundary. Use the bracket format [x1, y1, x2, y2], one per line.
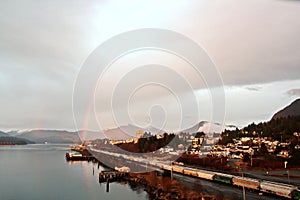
[98, 171, 128, 183]
[66, 144, 96, 161]
[65, 152, 95, 161]
[70, 145, 91, 156]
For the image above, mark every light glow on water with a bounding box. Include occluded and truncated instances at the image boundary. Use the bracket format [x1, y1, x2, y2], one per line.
[0, 144, 148, 200]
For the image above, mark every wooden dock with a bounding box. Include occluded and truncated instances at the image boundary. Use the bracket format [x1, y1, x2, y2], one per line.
[70, 145, 91, 156]
[99, 171, 128, 183]
[65, 152, 95, 161]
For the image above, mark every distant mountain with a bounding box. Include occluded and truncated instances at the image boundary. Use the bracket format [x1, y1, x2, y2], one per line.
[272, 99, 300, 120]
[77, 130, 105, 141]
[18, 130, 81, 144]
[179, 121, 237, 134]
[5, 129, 33, 137]
[179, 121, 207, 133]
[5, 130, 20, 137]
[0, 126, 163, 144]
[0, 136, 34, 145]
[0, 131, 8, 137]
[103, 124, 165, 140]
[90, 122, 237, 140]
[1, 121, 237, 143]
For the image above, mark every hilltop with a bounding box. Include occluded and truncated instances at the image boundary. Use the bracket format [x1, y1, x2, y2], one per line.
[0, 121, 237, 144]
[179, 121, 237, 134]
[0, 136, 34, 145]
[17, 130, 81, 144]
[272, 98, 300, 120]
[0, 131, 8, 137]
[0, 131, 33, 145]
[218, 99, 300, 169]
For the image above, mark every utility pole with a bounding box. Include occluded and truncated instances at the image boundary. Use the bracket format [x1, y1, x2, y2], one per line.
[239, 166, 246, 200]
[170, 161, 173, 180]
[250, 148, 254, 167]
[242, 171, 246, 200]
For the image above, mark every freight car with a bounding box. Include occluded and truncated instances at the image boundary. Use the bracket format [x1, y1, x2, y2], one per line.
[183, 167, 198, 177]
[196, 170, 215, 180]
[292, 190, 300, 200]
[156, 162, 165, 169]
[172, 166, 184, 173]
[213, 173, 233, 184]
[260, 181, 300, 199]
[163, 164, 172, 171]
[232, 176, 260, 190]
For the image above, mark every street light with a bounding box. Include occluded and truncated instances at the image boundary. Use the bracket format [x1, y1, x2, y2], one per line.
[250, 148, 254, 167]
[284, 161, 290, 184]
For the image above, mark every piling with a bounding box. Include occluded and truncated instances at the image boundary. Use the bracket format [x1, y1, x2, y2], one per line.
[106, 178, 109, 193]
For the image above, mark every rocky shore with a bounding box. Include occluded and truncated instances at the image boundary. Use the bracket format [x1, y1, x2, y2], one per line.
[125, 171, 226, 200]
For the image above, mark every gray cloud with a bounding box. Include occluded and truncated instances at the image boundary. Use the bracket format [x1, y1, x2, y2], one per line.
[286, 89, 300, 97]
[0, 0, 300, 130]
[188, 1, 300, 86]
[245, 86, 262, 92]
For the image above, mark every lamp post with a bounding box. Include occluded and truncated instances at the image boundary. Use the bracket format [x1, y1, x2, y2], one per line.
[250, 148, 254, 167]
[284, 161, 290, 184]
[170, 161, 173, 180]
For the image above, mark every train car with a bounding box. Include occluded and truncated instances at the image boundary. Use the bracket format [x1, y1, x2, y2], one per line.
[213, 173, 233, 184]
[172, 166, 184, 173]
[196, 170, 215, 180]
[156, 162, 164, 169]
[163, 164, 172, 171]
[183, 168, 198, 177]
[291, 189, 300, 200]
[149, 160, 156, 166]
[232, 176, 260, 190]
[260, 181, 299, 199]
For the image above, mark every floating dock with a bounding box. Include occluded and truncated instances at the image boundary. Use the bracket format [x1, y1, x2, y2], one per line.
[65, 152, 95, 161]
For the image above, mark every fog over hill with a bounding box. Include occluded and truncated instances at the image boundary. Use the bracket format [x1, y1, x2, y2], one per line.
[17, 130, 81, 144]
[0, 130, 35, 144]
[7, 100, 298, 144]
[0, 121, 238, 144]
[0, 131, 8, 137]
[102, 124, 166, 141]
[179, 121, 237, 134]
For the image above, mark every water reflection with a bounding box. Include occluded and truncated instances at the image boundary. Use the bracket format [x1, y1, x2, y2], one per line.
[0, 144, 148, 200]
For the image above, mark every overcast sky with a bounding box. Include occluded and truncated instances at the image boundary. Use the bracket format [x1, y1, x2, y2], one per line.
[0, 0, 300, 131]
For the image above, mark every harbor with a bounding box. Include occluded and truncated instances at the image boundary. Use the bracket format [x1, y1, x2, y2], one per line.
[0, 144, 149, 200]
[0, 143, 296, 200]
[64, 144, 300, 200]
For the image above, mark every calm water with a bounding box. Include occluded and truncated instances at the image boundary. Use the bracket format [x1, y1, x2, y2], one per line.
[0, 144, 148, 200]
[0, 144, 283, 200]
